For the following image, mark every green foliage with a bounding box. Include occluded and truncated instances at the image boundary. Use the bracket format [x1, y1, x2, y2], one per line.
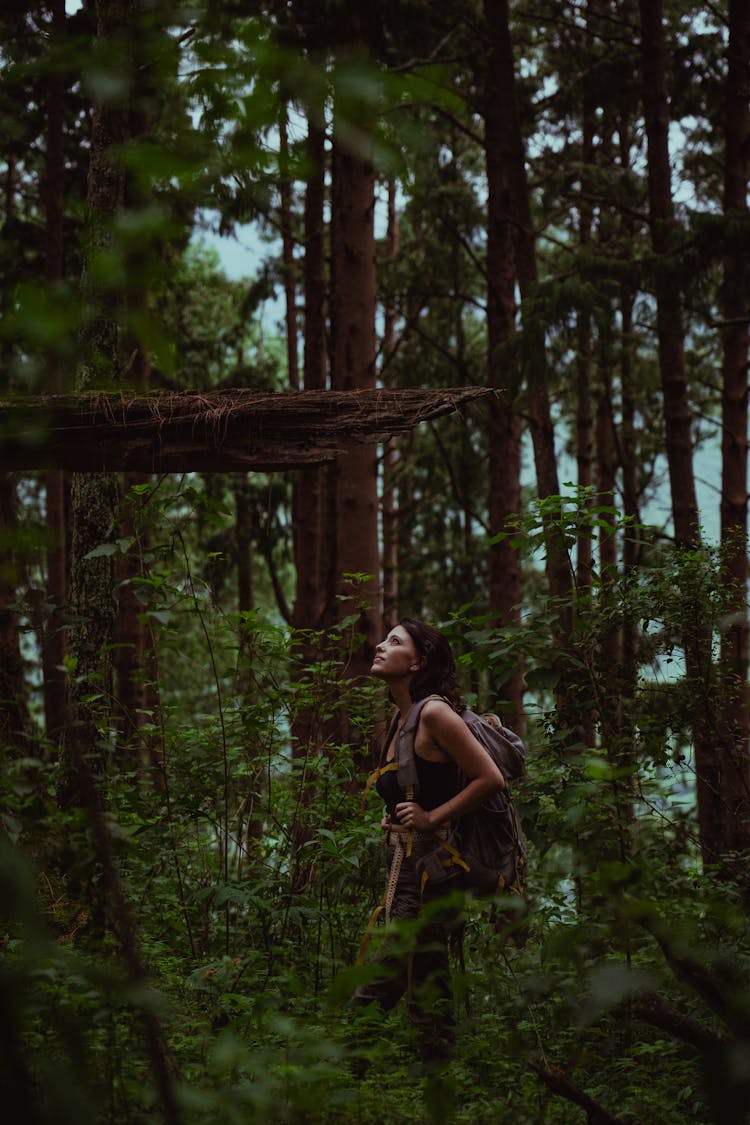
[4, 491, 750, 1123]
[2, 2, 749, 1122]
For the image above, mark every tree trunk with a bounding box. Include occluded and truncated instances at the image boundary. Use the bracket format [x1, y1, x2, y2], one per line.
[619, 282, 640, 736]
[639, 0, 720, 865]
[381, 177, 399, 631]
[483, 0, 573, 740]
[233, 474, 254, 617]
[42, 0, 68, 745]
[115, 25, 158, 774]
[288, 116, 328, 879]
[639, 0, 699, 548]
[483, 0, 570, 623]
[719, 0, 750, 855]
[576, 57, 595, 594]
[617, 116, 642, 770]
[595, 319, 624, 763]
[63, 0, 130, 805]
[575, 308, 594, 588]
[116, 476, 158, 772]
[330, 91, 381, 677]
[292, 117, 328, 632]
[279, 102, 300, 391]
[596, 331, 618, 584]
[619, 286, 641, 575]
[232, 471, 257, 708]
[0, 153, 31, 750]
[0, 474, 32, 751]
[483, 28, 524, 730]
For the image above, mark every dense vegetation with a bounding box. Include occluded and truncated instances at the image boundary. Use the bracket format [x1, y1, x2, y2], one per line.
[2, 1, 750, 1122]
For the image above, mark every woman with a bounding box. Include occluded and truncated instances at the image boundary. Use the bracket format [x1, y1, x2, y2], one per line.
[352, 618, 505, 1060]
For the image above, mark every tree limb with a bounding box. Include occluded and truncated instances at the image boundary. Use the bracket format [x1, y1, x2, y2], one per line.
[529, 1061, 627, 1124]
[631, 991, 729, 1052]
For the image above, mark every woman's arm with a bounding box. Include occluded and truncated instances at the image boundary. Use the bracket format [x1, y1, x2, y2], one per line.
[394, 700, 505, 831]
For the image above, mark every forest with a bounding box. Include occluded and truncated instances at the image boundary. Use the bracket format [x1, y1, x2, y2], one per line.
[1, 0, 749, 1122]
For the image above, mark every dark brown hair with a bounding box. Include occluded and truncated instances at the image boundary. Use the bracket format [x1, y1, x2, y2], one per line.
[399, 618, 464, 711]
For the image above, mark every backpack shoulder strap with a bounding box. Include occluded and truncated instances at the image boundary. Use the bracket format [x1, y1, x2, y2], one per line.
[361, 709, 403, 812]
[394, 696, 440, 797]
[379, 708, 401, 767]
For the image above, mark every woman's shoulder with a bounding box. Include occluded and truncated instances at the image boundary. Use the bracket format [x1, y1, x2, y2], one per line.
[419, 696, 463, 728]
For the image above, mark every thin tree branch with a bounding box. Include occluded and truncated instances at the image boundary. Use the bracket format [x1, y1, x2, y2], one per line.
[429, 421, 490, 534]
[630, 991, 729, 1051]
[529, 1060, 627, 1124]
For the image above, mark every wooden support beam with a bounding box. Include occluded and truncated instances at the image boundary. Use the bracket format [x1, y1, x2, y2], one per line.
[0, 387, 493, 473]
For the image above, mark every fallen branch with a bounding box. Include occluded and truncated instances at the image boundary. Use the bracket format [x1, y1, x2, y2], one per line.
[0, 387, 494, 473]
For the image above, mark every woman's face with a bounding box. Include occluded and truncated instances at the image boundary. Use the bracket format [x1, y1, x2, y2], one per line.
[370, 625, 420, 681]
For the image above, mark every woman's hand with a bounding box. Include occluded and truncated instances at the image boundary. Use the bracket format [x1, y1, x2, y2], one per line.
[395, 801, 431, 831]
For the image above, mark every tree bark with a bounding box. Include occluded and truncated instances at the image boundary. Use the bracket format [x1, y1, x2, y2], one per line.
[0, 474, 32, 751]
[279, 103, 300, 391]
[0, 147, 31, 749]
[63, 0, 131, 805]
[576, 47, 595, 594]
[292, 120, 327, 632]
[619, 282, 640, 753]
[639, 0, 722, 866]
[42, 0, 68, 745]
[719, 0, 750, 855]
[619, 282, 641, 575]
[483, 0, 571, 627]
[114, 12, 160, 774]
[483, 0, 573, 741]
[595, 326, 618, 585]
[232, 471, 256, 706]
[381, 177, 400, 631]
[596, 319, 631, 816]
[330, 77, 381, 677]
[482, 21, 524, 730]
[639, 0, 699, 547]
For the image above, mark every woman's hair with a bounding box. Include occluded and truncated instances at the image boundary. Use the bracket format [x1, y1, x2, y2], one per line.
[399, 618, 464, 711]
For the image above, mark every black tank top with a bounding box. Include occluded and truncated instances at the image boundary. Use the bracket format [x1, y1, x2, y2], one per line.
[375, 752, 459, 816]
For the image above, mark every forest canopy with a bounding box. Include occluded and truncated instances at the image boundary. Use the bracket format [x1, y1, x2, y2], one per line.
[1, 1, 749, 1123]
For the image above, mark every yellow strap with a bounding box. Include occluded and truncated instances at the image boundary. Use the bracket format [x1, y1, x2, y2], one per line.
[439, 842, 471, 873]
[419, 845, 471, 900]
[360, 761, 399, 814]
[357, 901, 385, 964]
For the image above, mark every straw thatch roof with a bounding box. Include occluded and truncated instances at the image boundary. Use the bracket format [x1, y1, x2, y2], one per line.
[0, 386, 493, 472]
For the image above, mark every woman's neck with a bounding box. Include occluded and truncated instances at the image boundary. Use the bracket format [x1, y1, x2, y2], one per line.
[389, 680, 414, 718]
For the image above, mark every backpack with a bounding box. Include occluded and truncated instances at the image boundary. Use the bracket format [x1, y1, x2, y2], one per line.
[372, 696, 527, 899]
